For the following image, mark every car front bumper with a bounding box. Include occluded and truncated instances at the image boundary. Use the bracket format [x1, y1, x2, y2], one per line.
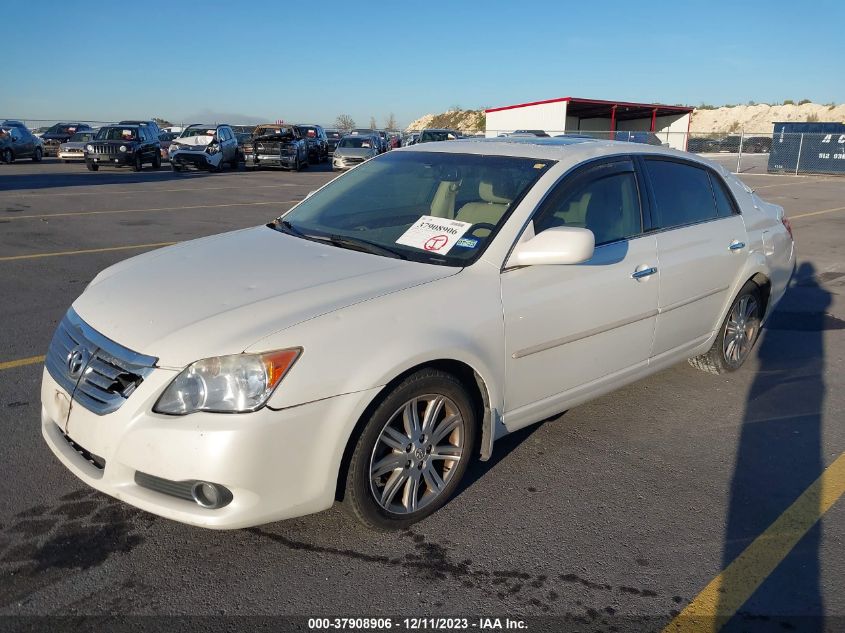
[58, 151, 85, 160]
[245, 154, 298, 169]
[40, 367, 380, 529]
[86, 153, 134, 167]
[170, 151, 220, 169]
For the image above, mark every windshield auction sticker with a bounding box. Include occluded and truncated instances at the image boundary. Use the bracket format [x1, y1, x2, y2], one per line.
[396, 216, 473, 255]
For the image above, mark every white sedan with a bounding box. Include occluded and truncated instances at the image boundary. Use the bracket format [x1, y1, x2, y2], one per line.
[40, 138, 795, 530]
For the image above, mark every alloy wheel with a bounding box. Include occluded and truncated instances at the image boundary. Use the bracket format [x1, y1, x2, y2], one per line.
[723, 294, 759, 365]
[369, 394, 465, 515]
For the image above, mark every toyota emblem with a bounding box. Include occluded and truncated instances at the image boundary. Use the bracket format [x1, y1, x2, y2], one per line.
[66, 345, 90, 379]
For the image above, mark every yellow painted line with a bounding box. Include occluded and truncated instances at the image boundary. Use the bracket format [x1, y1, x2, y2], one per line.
[663, 451, 845, 633]
[6, 182, 300, 198]
[790, 206, 845, 220]
[0, 242, 177, 262]
[0, 355, 45, 371]
[6, 200, 295, 221]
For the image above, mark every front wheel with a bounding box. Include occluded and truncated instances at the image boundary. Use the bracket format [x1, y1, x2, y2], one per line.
[132, 153, 143, 172]
[2, 149, 12, 163]
[689, 281, 762, 374]
[344, 369, 477, 530]
[152, 152, 161, 169]
[33, 147, 43, 162]
[86, 162, 99, 171]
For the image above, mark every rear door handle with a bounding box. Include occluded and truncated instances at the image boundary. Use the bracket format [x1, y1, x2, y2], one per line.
[729, 240, 746, 251]
[631, 266, 658, 279]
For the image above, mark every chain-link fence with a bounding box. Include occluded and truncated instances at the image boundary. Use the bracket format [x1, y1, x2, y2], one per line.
[430, 129, 845, 176]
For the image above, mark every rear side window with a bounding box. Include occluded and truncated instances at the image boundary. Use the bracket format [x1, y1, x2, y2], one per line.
[644, 159, 717, 229]
[709, 173, 739, 218]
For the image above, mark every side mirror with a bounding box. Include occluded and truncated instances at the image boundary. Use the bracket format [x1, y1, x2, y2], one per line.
[508, 227, 595, 267]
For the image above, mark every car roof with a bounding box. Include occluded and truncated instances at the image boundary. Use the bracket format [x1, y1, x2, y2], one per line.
[393, 136, 720, 170]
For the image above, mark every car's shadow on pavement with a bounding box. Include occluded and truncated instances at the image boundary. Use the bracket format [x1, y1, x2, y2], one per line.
[720, 262, 844, 632]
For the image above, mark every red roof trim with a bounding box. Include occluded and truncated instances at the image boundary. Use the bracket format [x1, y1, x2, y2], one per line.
[485, 97, 571, 113]
[485, 96, 693, 114]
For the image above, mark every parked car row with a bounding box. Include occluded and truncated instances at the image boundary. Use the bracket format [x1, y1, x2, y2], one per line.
[687, 135, 773, 153]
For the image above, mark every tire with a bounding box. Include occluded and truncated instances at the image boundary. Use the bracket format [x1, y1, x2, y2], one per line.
[171, 163, 183, 173]
[33, 147, 42, 162]
[292, 156, 301, 172]
[86, 162, 98, 171]
[688, 281, 763, 375]
[152, 152, 161, 169]
[343, 368, 477, 530]
[2, 149, 11, 164]
[132, 153, 143, 172]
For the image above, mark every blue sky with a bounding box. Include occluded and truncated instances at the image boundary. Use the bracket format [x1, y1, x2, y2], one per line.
[3, 0, 842, 127]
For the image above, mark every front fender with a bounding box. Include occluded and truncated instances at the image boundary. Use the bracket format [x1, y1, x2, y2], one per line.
[249, 264, 506, 422]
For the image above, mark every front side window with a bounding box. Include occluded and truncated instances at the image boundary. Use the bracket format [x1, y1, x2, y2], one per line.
[534, 163, 642, 246]
[644, 159, 718, 229]
[277, 151, 553, 266]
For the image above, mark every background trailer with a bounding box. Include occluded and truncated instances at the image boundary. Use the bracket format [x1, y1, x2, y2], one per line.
[484, 97, 693, 150]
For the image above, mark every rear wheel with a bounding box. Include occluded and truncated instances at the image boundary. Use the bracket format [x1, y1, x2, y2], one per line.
[33, 147, 43, 162]
[689, 281, 762, 374]
[344, 369, 477, 530]
[2, 149, 12, 163]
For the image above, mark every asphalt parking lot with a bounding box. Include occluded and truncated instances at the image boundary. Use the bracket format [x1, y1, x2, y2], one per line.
[1, 157, 844, 631]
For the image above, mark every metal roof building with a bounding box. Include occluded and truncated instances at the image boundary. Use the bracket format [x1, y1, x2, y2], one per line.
[485, 96, 693, 150]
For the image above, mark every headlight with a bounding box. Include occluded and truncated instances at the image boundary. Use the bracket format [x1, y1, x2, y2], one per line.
[154, 348, 301, 415]
[170, 143, 181, 152]
[86, 144, 93, 151]
[207, 143, 220, 154]
[119, 145, 127, 153]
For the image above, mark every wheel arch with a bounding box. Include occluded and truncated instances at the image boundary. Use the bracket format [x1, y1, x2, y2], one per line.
[334, 357, 494, 503]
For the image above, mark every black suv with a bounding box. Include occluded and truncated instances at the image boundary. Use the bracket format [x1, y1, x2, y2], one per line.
[295, 124, 329, 163]
[84, 125, 161, 171]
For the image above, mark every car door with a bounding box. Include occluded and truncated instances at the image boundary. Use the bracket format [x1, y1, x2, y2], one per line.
[501, 158, 660, 428]
[640, 157, 749, 359]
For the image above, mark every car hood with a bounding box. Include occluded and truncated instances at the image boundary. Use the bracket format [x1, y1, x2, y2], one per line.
[72, 226, 458, 367]
[174, 135, 213, 147]
[335, 148, 375, 158]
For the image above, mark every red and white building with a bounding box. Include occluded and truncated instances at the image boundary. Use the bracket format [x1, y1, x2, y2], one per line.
[484, 96, 693, 150]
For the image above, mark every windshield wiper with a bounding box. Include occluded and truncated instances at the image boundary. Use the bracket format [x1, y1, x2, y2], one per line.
[274, 219, 308, 238]
[272, 222, 407, 260]
[321, 234, 409, 260]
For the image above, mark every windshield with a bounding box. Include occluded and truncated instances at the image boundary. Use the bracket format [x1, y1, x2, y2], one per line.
[421, 130, 456, 142]
[325, 130, 342, 139]
[338, 137, 375, 149]
[181, 127, 217, 138]
[96, 127, 138, 141]
[277, 151, 553, 266]
[254, 126, 295, 139]
[47, 124, 81, 135]
[297, 127, 318, 138]
[70, 131, 95, 142]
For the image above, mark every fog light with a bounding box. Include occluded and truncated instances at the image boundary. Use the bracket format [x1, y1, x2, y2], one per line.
[191, 481, 232, 509]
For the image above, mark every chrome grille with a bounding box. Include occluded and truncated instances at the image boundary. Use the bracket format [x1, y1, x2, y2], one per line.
[87, 144, 116, 155]
[45, 309, 158, 416]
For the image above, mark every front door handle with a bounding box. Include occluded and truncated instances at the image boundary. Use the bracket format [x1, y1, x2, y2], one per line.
[729, 240, 746, 251]
[631, 266, 658, 280]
